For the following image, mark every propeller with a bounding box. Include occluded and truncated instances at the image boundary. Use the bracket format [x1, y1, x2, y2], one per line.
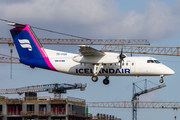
[119, 47, 126, 69]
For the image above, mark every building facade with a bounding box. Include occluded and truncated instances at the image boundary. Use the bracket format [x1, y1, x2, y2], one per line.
[0, 96, 90, 120]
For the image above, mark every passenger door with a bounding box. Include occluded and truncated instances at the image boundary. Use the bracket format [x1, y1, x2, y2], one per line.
[130, 61, 135, 73]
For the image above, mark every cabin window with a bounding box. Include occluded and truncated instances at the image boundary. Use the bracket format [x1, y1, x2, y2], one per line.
[126, 63, 128, 66]
[122, 63, 124, 66]
[132, 63, 134, 66]
[115, 63, 116, 66]
[110, 64, 112, 65]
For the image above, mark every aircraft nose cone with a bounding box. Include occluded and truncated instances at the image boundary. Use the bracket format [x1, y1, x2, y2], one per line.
[160, 65, 175, 76]
[169, 68, 175, 75]
[167, 67, 175, 75]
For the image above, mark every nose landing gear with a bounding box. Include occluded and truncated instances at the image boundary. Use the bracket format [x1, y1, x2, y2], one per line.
[159, 79, 164, 83]
[159, 75, 164, 83]
[103, 76, 110, 85]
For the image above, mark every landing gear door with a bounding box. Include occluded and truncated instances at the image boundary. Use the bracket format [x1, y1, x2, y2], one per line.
[131, 61, 135, 73]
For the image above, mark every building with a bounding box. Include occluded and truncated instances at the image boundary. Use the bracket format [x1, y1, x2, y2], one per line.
[0, 95, 90, 120]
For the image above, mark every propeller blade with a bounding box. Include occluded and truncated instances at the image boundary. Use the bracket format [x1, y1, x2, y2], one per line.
[119, 60, 122, 69]
[119, 47, 126, 69]
[121, 47, 123, 55]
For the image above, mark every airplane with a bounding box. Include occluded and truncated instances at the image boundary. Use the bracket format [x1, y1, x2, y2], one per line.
[8, 23, 175, 85]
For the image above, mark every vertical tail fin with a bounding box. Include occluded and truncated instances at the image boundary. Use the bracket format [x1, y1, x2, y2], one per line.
[9, 23, 56, 70]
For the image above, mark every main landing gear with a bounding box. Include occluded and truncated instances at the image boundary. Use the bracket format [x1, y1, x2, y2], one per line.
[91, 76, 98, 82]
[103, 76, 109, 85]
[159, 75, 164, 83]
[91, 76, 110, 85]
[91, 76, 109, 85]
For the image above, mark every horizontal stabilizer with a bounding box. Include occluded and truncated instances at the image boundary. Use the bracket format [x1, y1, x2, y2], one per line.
[7, 23, 26, 27]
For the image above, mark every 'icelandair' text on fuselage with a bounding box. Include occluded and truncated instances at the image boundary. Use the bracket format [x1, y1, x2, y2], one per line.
[76, 68, 130, 74]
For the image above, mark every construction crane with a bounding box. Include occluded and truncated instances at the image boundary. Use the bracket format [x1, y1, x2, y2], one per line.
[87, 101, 180, 119]
[86, 101, 180, 109]
[2, 37, 180, 56]
[0, 37, 150, 46]
[132, 80, 166, 120]
[0, 57, 19, 64]
[0, 38, 149, 64]
[86, 80, 168, 120]
[0, 83, 87, 98]
[100, 45, 180, 56]
[86, 101, 180, 120]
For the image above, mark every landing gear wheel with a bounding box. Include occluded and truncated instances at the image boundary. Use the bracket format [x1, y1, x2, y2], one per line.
[103, 79, 110, 85]
[92, 76, 98, 82]
[159, 79, 164, 83]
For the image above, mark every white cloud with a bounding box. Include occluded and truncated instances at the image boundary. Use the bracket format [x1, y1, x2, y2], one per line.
[1, 0, 116, 23]
[139, 92, 162, 101]
[0, 0, 180, 40]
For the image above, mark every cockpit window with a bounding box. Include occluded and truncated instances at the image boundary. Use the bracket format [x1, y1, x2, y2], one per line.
[147, 60, 161, 63]
[154, 60, 161, 63]
[147, 60, 154, 63]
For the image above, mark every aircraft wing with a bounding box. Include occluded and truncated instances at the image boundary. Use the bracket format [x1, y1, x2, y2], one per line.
[73, 45, 118, 64]
[78, 45, 105, 56]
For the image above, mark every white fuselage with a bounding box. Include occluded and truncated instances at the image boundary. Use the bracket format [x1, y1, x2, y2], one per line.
[45, 49, 175, 77]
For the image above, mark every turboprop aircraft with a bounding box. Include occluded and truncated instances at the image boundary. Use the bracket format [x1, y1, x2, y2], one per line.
[8, 23, 175, 85]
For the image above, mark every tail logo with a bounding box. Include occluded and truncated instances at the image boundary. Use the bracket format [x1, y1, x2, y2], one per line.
[18, 39, 32, 51]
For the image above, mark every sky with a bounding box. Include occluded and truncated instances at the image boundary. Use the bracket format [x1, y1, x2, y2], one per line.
[0, 0, 180, 119]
